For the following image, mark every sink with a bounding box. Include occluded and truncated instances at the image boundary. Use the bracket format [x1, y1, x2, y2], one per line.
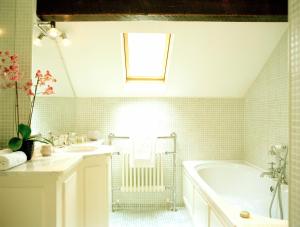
[65, 145, 98, 152]
[58, 141, 104, 153]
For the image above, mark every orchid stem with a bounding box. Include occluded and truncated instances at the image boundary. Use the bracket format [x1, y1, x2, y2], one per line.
[15, 81, 19, 136]
[28, 78, 39, 127]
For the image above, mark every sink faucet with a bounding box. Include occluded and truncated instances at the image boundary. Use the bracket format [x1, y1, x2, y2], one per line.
[48, 131, 59, 146]
[66, 132, 76, 145]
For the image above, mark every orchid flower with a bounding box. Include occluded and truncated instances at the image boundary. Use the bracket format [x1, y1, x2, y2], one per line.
[0, 50, 57, 139]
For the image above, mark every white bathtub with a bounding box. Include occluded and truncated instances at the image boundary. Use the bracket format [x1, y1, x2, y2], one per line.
[182, 161, 288, 227]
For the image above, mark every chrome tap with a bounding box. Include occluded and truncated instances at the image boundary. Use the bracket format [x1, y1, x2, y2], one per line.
[260, 162, 275, 178]
[66, 132, 76, 145]
[262, 144, 288, 220]
[260, 145, 288, 183]
[48, 131, 59, 146]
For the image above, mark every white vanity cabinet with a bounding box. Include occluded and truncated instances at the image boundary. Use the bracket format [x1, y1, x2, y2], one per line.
[62, 171, 80, 227]
[0, 153, 111, 227]
[79, 154, 111, 227]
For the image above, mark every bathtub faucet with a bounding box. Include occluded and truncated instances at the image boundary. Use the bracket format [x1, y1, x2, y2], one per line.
[260, 162, 276, 178]
[260, 145, 288, 184]
[263, 145, 288, 220]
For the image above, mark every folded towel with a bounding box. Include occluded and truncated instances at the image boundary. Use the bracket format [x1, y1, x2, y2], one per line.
[130, 136, 155, 168]
[155, 139, 173, 154]
[0, 151, 27, 171]
[114, 139, 134, 154]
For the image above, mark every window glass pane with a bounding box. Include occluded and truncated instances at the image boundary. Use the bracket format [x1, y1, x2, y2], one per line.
[124, 33, 171, 81]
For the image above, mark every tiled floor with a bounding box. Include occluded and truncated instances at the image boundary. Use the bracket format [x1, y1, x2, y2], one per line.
[110, 207, 193, 227]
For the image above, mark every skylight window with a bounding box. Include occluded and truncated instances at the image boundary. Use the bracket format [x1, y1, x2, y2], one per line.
[123, 33, 171, 81]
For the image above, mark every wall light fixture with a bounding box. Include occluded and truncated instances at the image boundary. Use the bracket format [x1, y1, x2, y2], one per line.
[34, 21, 71, 47]
[33, 33, 45, 46]
[47, 21, 60, 38]
[60, 33, 71, 46]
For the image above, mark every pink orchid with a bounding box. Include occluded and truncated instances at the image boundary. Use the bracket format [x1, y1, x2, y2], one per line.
[35, 70, 42, 78]
[23, 80, 33, 91]
[9, 64, 18, 72]
[10, 55, 17, 62]
[3, 67, 9, 74]
[9, 75, 20, 81]
[43, 85, 55, 95]
[39, 78, 46, 85]
[26, 88, 35, 96]
[44, 70, 53, 81]
[1, 50, 57, 129]
[26, 80, 33, 87]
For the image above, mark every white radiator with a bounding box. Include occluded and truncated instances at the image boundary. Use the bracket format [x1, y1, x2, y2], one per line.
[121, 153, 165, 192]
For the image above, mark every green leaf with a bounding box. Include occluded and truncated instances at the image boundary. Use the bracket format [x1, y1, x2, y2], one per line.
[38, 137, 54, 145]
[18, 124, 31, 140]
[8, 137, 23, 151]
[29, 137, 53, 145]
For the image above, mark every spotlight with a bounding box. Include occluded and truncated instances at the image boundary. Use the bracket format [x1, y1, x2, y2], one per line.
[36, 21, 71, 46]
[60, 33, 71, 46]
[47, 21, 59, 38]
[33, 33, 45, 46]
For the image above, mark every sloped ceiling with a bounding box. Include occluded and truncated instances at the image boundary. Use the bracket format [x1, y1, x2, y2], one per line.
[32, 21, 287, 97]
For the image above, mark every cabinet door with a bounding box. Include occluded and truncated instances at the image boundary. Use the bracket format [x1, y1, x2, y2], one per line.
[63, 171, 79, 227]
[0, 187, 45, 227]
[82, 155, 110, 227]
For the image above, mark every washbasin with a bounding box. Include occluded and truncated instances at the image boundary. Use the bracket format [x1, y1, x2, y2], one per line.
[65, 145, 98, 152]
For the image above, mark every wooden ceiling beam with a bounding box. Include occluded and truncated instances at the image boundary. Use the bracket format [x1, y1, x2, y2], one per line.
[37, 0, 287, 22]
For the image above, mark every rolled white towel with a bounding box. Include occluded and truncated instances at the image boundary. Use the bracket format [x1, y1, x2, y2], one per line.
[0, 151, 27, 171]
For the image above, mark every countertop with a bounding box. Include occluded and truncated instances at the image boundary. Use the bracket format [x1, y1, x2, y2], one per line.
[0, 142, 113, 176]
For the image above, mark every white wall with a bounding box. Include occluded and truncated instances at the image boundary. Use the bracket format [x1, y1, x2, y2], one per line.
[32, 21, 288, 97]
[289, 0, 300, 224]
[244, 31, 288, 169]
[33, 97, 244, 205]
[0, 0, 34, 147]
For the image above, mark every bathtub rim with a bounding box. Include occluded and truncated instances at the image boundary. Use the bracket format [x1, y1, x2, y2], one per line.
[182, 160, 288, 227]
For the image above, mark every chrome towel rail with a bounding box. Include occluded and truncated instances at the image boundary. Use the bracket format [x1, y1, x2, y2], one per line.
[108, 132, 177, 211]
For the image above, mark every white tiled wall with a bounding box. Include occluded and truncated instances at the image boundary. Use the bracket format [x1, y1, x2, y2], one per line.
[244, 31, 289, 170]
[33, 97, 244, 205]
[34, 98, 244, 163]
[289, 0, 300, 225]
[0, 0, 34, 147]
[75, 98, 244, 160]
[31, 97, 76, 135]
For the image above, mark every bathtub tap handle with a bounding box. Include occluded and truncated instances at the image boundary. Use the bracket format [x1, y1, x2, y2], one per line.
[260, 162, 276, 178]
[268, 162, 275, 170]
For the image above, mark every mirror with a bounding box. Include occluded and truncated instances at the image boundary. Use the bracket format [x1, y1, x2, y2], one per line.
[32, 24, 75, 97]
